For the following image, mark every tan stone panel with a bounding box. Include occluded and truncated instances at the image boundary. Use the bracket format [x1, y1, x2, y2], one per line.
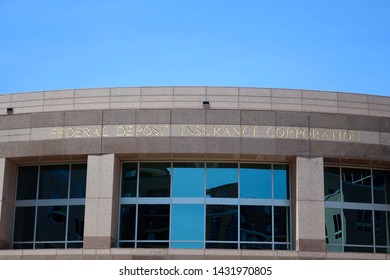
[296, 201, 325, 240]
[84, 198, 113, 237]
[174, 86, 206, 96]
[239, 87, 271, 97]
[75, 88, 110, 98]
[302, 90, 337, 100]
[44, 89, 75, 99]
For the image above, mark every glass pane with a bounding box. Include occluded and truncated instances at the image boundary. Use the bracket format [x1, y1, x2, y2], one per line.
[13, 243, 33, 249]
[324, 167, 341, 202]
[67, 206, 84, 241]
[137, 204, 170, 240]
[137, 242, 169, 248]
[13, 207, 35, 242]
[67, 243, 83, 248]
[36, 206, 67, 241]
[206, 243, 238, 249]
[274, 244, 291, 250]
[274, 165, 289, 199]
[240, 164, 271, 199]
[374, 211, 390, 247]
[35, 243, 65, 249]
[343, 209, 373, 246]
[373, 170, 390, 204]
[171, 204, 204, 241]
[70, 164, 87, 198]
[119, 205, 136, 241]
[240, 243, 272, 250]
[206, 163, 238, 198]
[274, 206, 290, 242]
[172, 162, 204, 197]
[240, 206, 272, 242]
[326, 244, 342, 252]
[139, 163, 171, 197]
[16, 166, 38, 200]
[325, 208, 343, 245]
[119, 242, 135, 248]
[39, 165, 69, 199]
[122, 163, 138, 197]
[171, 242, 204, 249]
[342, 168, 372, 203]
[344, 246, 374, 253]
[206, 205, 238, 241]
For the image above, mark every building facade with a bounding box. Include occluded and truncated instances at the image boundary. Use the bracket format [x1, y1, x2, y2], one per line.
[0, 86, 389, 260]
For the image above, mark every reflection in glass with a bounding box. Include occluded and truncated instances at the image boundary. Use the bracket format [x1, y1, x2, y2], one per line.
[206, 243, 238, 249]
[39, 165, 69, 199]
[171, 242, 204, 249]
[344, 246, 374, 253]
[274, 165, 289, 199]
[13, 207, 35, 242]
[240, 206, 272, 242]
[343, 209, 373, 247]
[172, 163, 204, 197]
[240, 243, 272, 250]
[70, 164, 87, 198]
[36, 206, 67, 241]
[206, 163, 238, 198]
[171, 204, 204, 241]
[16, 166, 38, 200]
[67, 243, 83, 248]
[67, 206, 84, 241]
[374, 211, 390, 249]
[373, 170, 390, 204]
[206, 205, 238, 241]
[13, 243, 33, 249]
[35, 243, 65, 249]
[342, 168, 371, 203]
[325, 208, 342, 246]
[326, 244, 342, 252]
[137, 242, 169, 248]
[122, 163, 138, 197]
[119, 205, 136, 241]
[274, 206, 289, 242]
[139, 163, 171, 197]
[324, 167, 341, 202]
[137, 205, 170, 240]
[240, 164, 271, 199]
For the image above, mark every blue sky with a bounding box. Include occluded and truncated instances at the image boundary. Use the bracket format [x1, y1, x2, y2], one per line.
[1, 0, 389, 96]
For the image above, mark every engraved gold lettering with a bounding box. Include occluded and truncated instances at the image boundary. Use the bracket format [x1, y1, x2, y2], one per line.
[66, 128, 75, 138]
[311, 129, 320, 140]
[266, 127, 275, 137]
[276, 127, 285, 138]
[223, 127, 231, 136]
[83, 127, 91, 137]
[232, 127, 241, 137]
[213, 126, 221, 136]
[93, 127, 100, 137]
[242, 127, 251, 137]
[50, 128, 59, 138]
[302, 129, 309, 139]
[74, 127, 82, 137]
[102, 126, 108, 137]
[287, 128, 295, 138]
[322, 131, 330, 140]
[351, 131, 361, 142]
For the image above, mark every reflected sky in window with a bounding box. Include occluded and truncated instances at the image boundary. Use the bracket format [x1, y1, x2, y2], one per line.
[171, 204, 204, 241]
[206, 163, 238, 198]
[240, 164, 271, 199]
[274, 165, 289, 199]
[172, 163, 204, 197]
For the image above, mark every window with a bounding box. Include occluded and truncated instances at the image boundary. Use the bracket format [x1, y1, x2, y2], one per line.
[13, 164, 86, 249]
[118, 162, 291, 250]
[324, 166, 390, 253]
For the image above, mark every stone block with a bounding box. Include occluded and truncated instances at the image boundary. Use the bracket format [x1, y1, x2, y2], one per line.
[239, 87, 271, 97]
[338, 92, 368, 103]
[170, 137, 205, 154]
[276, 111, 308, 127]
[275, 139, 310, 156]
[172, 102, 203, 109]
[240, 138, 276, 155]
[74, 100, 110, 110]
[207, 87, 238, 96]
[141, 87, 174, 96]
[174, 86, 206, 96]
[102, 137, 138, 154]
[348, 143, 382, 160]
[103, 110, 136, 125]
[109, 102, 141, 109]
[10, 91, 44, 102]
[44, 89, 75, 99]
[296, 157, 324, 202]
[64, 110, 103, 125]
[347, 115, 380, 131]
[302, 104, 338, 113]
[136, 137, 170, 153]
[84, 198, 113, 237]
[338, 101, 368, 109]
[302, 90, 337, 100]
[240, 110, 275, 125]
[86, 154, 117, 199]
[75, 88, 110, 98]
[368, 95, 390, 106]
[43, 104, 74, 112]
[204, 249, 241, 260]
[31, 112, 64, 127]
[205, 138, 240, 154]
[111, 87, 140, 97]
[296, 239, 326, 252]
[204, 101, 238, 109]
[272, 103, 302, 112]
[309, 141, 349, 158]
[380, 118, 390, 133]
[0, 114, 31, 130]
[296, 200, 325, 240]
[298, 251, 326, 259]
[136, 109, 170, 124]
[171, 109, 205, 124]
[62, 138, 102, 155]
[206, 110, 240, 124]
[238, 102, 272, 110]
[272, 88, 301, 98]
[241, 250, 278, 260]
